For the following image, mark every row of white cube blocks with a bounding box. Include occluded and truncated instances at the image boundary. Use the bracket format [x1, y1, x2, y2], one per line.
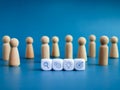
[41, 59, 85, 71]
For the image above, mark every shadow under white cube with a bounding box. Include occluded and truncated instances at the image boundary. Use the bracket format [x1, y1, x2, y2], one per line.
[63, 59, 74, 71]
[41, 59, 52, 71]
[74, 58, 85, 70]
[52, 59, 63, 71]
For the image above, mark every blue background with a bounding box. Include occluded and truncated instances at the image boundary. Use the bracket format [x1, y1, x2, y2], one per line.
[0, 0, 120, 89]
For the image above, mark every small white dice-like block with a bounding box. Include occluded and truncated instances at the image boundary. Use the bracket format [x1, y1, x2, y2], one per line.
[52, 59, 63, 71]
[41, 59, 52, 71]
[63, 59, 74, 71]
[74, 58, 85, 70]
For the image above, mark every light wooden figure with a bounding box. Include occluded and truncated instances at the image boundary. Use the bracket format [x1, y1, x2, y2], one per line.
[25, 37, 34, 59]
[110, 36, 119, 58]
[41, 36, 50, 59]
[77, 37, 87, 61]
[51, 36, 60, 58]
[2, 35, 11, 61]
[9, 38, 20, 66]
[65, 35, 73, 59]
[99, 36, 109, 66]
[89, 35, 96, 57]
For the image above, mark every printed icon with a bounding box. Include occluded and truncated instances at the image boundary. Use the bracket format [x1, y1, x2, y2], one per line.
[76, 62, 83, 69]
[54, 62, 61, 68]
[65, 62, 72, 69]
[43, 62, 49, 68]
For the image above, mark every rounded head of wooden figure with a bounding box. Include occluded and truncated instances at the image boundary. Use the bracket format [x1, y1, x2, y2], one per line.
[52, 36, 59, 43]
[10, 38, 19, 47]
[111, 36, 118, 43]
[41, 36, 49, 44]
[89, 35, 96, 41]
[78, 37, 86, 45]
[65, 35, 73, 42]
[26, 37, 33, 44]
[2, 35, 10, 43]
[100, 36, 109, 45]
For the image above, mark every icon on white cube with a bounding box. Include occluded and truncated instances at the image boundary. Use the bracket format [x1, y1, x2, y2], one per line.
[63, 59, 74, 71]
[52, 59, 63, 71]
[41, 59, 52, 71]
[74, 58, 85, 70]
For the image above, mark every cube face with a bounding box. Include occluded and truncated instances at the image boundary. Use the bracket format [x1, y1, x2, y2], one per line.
[74, 58, 85, 70]
[63, 59, 74, 71]
[41, 59, 52, 71]
[52, 59, 63, 71]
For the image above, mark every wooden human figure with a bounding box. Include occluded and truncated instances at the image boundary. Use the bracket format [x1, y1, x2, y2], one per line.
[41, 36, 50, 59]
[25, 37, 34, 59]
[9, 38, 20, 66]
[77, 37, 87, 61]
[89, 35, 96, 58]
[51, 36, 60, 58]
[110, 36, 119, 58]
[2, 35, 11, 61]
[99, 36, 109, 66]
[65, 35, 73, 59]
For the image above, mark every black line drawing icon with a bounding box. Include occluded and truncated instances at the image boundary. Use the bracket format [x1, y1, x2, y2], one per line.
[76, 62, 83, 69]
[54, 62, 61, 68]
[65, 62, 72, 69]
[43, 62, 49, 68]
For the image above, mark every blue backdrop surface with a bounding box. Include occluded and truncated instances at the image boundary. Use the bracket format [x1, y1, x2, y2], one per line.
[0, 0, 120, 90]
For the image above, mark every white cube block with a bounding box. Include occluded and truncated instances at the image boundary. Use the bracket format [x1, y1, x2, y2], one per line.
[63, 59, 74, 71]
[41, 59, 52, 71]
[74, 58, 85, 70]
[52, 59, 63, 71]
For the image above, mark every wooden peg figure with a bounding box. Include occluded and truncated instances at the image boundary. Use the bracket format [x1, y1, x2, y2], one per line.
[41, 36, 50, 59]
[110, 36, 119, 58]
[9, 38, 20, 66]
[2, 35, 11, 61]
[89, 35, 96, 58]
[77, 37, 87, 61]
[65, 35, 73, 59]
[52, 36, 60, 58]
[99, 36, 109, 66]
[25, 37, 34, 59]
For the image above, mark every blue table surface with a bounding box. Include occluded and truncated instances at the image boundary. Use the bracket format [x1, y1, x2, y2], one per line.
[0, 58, 120, 90]
[0, 0, 120, 90]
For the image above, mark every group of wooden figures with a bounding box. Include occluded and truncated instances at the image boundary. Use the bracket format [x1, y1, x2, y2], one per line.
[41, 35, 119, 66]
[2, 34, 119, 67]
